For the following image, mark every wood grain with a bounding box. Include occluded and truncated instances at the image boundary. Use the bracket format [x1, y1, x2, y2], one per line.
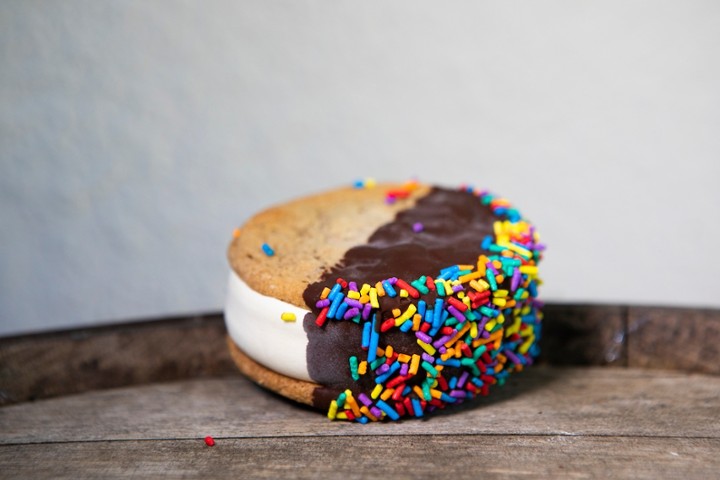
[628, 306, 720, 375]
[2, 367, 718, 478]
[2, 368, 718, 445]
[2, 436, 718, 480]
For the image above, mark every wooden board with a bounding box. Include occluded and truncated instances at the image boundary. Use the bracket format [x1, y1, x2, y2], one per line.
[1, 367, 719, 478]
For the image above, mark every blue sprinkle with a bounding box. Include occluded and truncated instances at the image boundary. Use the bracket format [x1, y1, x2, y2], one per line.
[335, 302, 349, 320]
[382, 280, 397, 297]
[367, 313, 380, 362]
[412, 398, 424, 417]
[356, 416, 369, 424]
[362, 321, 371, 349]
[376, 400, 400, 421]
[400, 320, 414, 332]
[261, 243, 275, 256]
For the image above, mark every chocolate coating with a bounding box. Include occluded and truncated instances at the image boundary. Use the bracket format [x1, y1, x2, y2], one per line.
[303, 187, 502, 409]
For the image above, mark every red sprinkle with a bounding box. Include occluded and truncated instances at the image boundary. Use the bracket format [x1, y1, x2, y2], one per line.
[448, 297, 468, 312]
[336, 278, 348, 288]
[381, 317, 397, 332]
[425, 276, 436, 291]
[395, 279, 420, 298]
[204, 436, 215, 447]
[315, 307, 329, 327]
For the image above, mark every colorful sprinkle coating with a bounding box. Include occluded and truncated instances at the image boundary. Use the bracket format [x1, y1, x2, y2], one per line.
[318, 185, 545, 422]
[261, 243, 275, 256]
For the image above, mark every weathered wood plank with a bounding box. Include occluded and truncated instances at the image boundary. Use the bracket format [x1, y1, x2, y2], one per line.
[628, 306, 720, 375]
[1, 436, 718, 480]
[0, 313, 234, 405]
[540, 304, 626, 366]
[2, 368, 718, 445]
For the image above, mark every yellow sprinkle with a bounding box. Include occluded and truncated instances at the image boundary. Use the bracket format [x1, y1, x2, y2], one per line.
[281, 312, 297, 322]
[371, 384, 383, 399]
[430, 389, 442, 400]
[485, 319, 497, 331]
[399, 289, 409, 298]
[328, 400, 338, 420]
[360, 283, 371, 295]
[394, 304, 417, 326]
[458, 264, 475, 270]
[444, 280, 453, 294]
[519, 334, 535, 354]
[336, 411, 348, 420]
[397, 353, 411, 363]
[409, 354, 421, 375]
[462, 296, 471, 308]
[470, 321, 478, 339]
[417, 340, 436, 356]
[347, 290, 361, 300]
[492, 298, 507, 307]
[385, 345, 394, 358]
[506, 317, 522, 336]
[364, 177, 377, 188]
[497, 313, 505, 324]
[392, 308, 401, 318]
[519, 265, 538, 275]
[320, 287, 331, 300]
[380, 388, 395, 401]
[493, 289, 509, 297]
[500, 241, 532, 258]
[358, 360, 367, 375]
[370, 287, 380, 307]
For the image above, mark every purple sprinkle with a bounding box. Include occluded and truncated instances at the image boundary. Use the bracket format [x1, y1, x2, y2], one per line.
[343, 307, 360, 320]
[422, 353, 434, 364]
[433, 334, 453, 348]
[348, 281, 358, 292]
[344, 298, 363, 308]
[370, 406, 383, 418]
[412, 222, 424, 233]
[447, 305, 466, 323]
[438, 346, 447, 354]
[376, 363, 390, 375]
[452, 284, 464, 293]
[486, 262, 499, 275]
[358, 393, 373, 407]
[505, 350, 523, 366]
[388, 277, 398, 285]
[478, 317, 490, 331]
[481, 330, 490, 339]
[450, 390, 468, 399]
[415, 331, 432, 344]
[511, 268, 522, 291]
[400, 363, 409, 376]
[385, 197, 396, 205]
[315, 299, 331, 308]
[457, 371, 469, 388]
[362, 303, 372, 320]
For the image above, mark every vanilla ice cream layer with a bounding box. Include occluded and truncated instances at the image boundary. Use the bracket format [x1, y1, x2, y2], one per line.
[224, 271, 312, 381]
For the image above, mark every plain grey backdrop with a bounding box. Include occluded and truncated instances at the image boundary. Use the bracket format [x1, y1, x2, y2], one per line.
[1, 1, 719, 335]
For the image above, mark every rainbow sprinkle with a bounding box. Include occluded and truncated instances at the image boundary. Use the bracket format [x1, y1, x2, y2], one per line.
[315, 185, 545, 422]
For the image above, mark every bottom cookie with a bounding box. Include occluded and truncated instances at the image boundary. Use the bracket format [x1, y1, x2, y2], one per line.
[226, 335, 318, 407]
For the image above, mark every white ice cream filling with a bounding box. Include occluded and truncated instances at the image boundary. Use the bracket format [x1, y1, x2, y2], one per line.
[224, 271, 312, 382]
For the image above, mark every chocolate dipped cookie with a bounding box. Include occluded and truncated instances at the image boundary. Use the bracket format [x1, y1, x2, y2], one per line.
[225, 180, 544, 422]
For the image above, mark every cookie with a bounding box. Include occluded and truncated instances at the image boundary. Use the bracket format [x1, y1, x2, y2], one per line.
[225, 180, 545, 422]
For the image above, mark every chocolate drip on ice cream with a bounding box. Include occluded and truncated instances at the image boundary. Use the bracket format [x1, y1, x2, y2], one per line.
[302, 187, 501, 408]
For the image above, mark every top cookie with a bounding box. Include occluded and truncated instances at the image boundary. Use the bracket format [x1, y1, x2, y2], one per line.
[228, 182, 430, 308]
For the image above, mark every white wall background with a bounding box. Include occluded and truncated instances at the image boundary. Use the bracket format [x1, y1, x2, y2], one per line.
[1, 1, 719, 336]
